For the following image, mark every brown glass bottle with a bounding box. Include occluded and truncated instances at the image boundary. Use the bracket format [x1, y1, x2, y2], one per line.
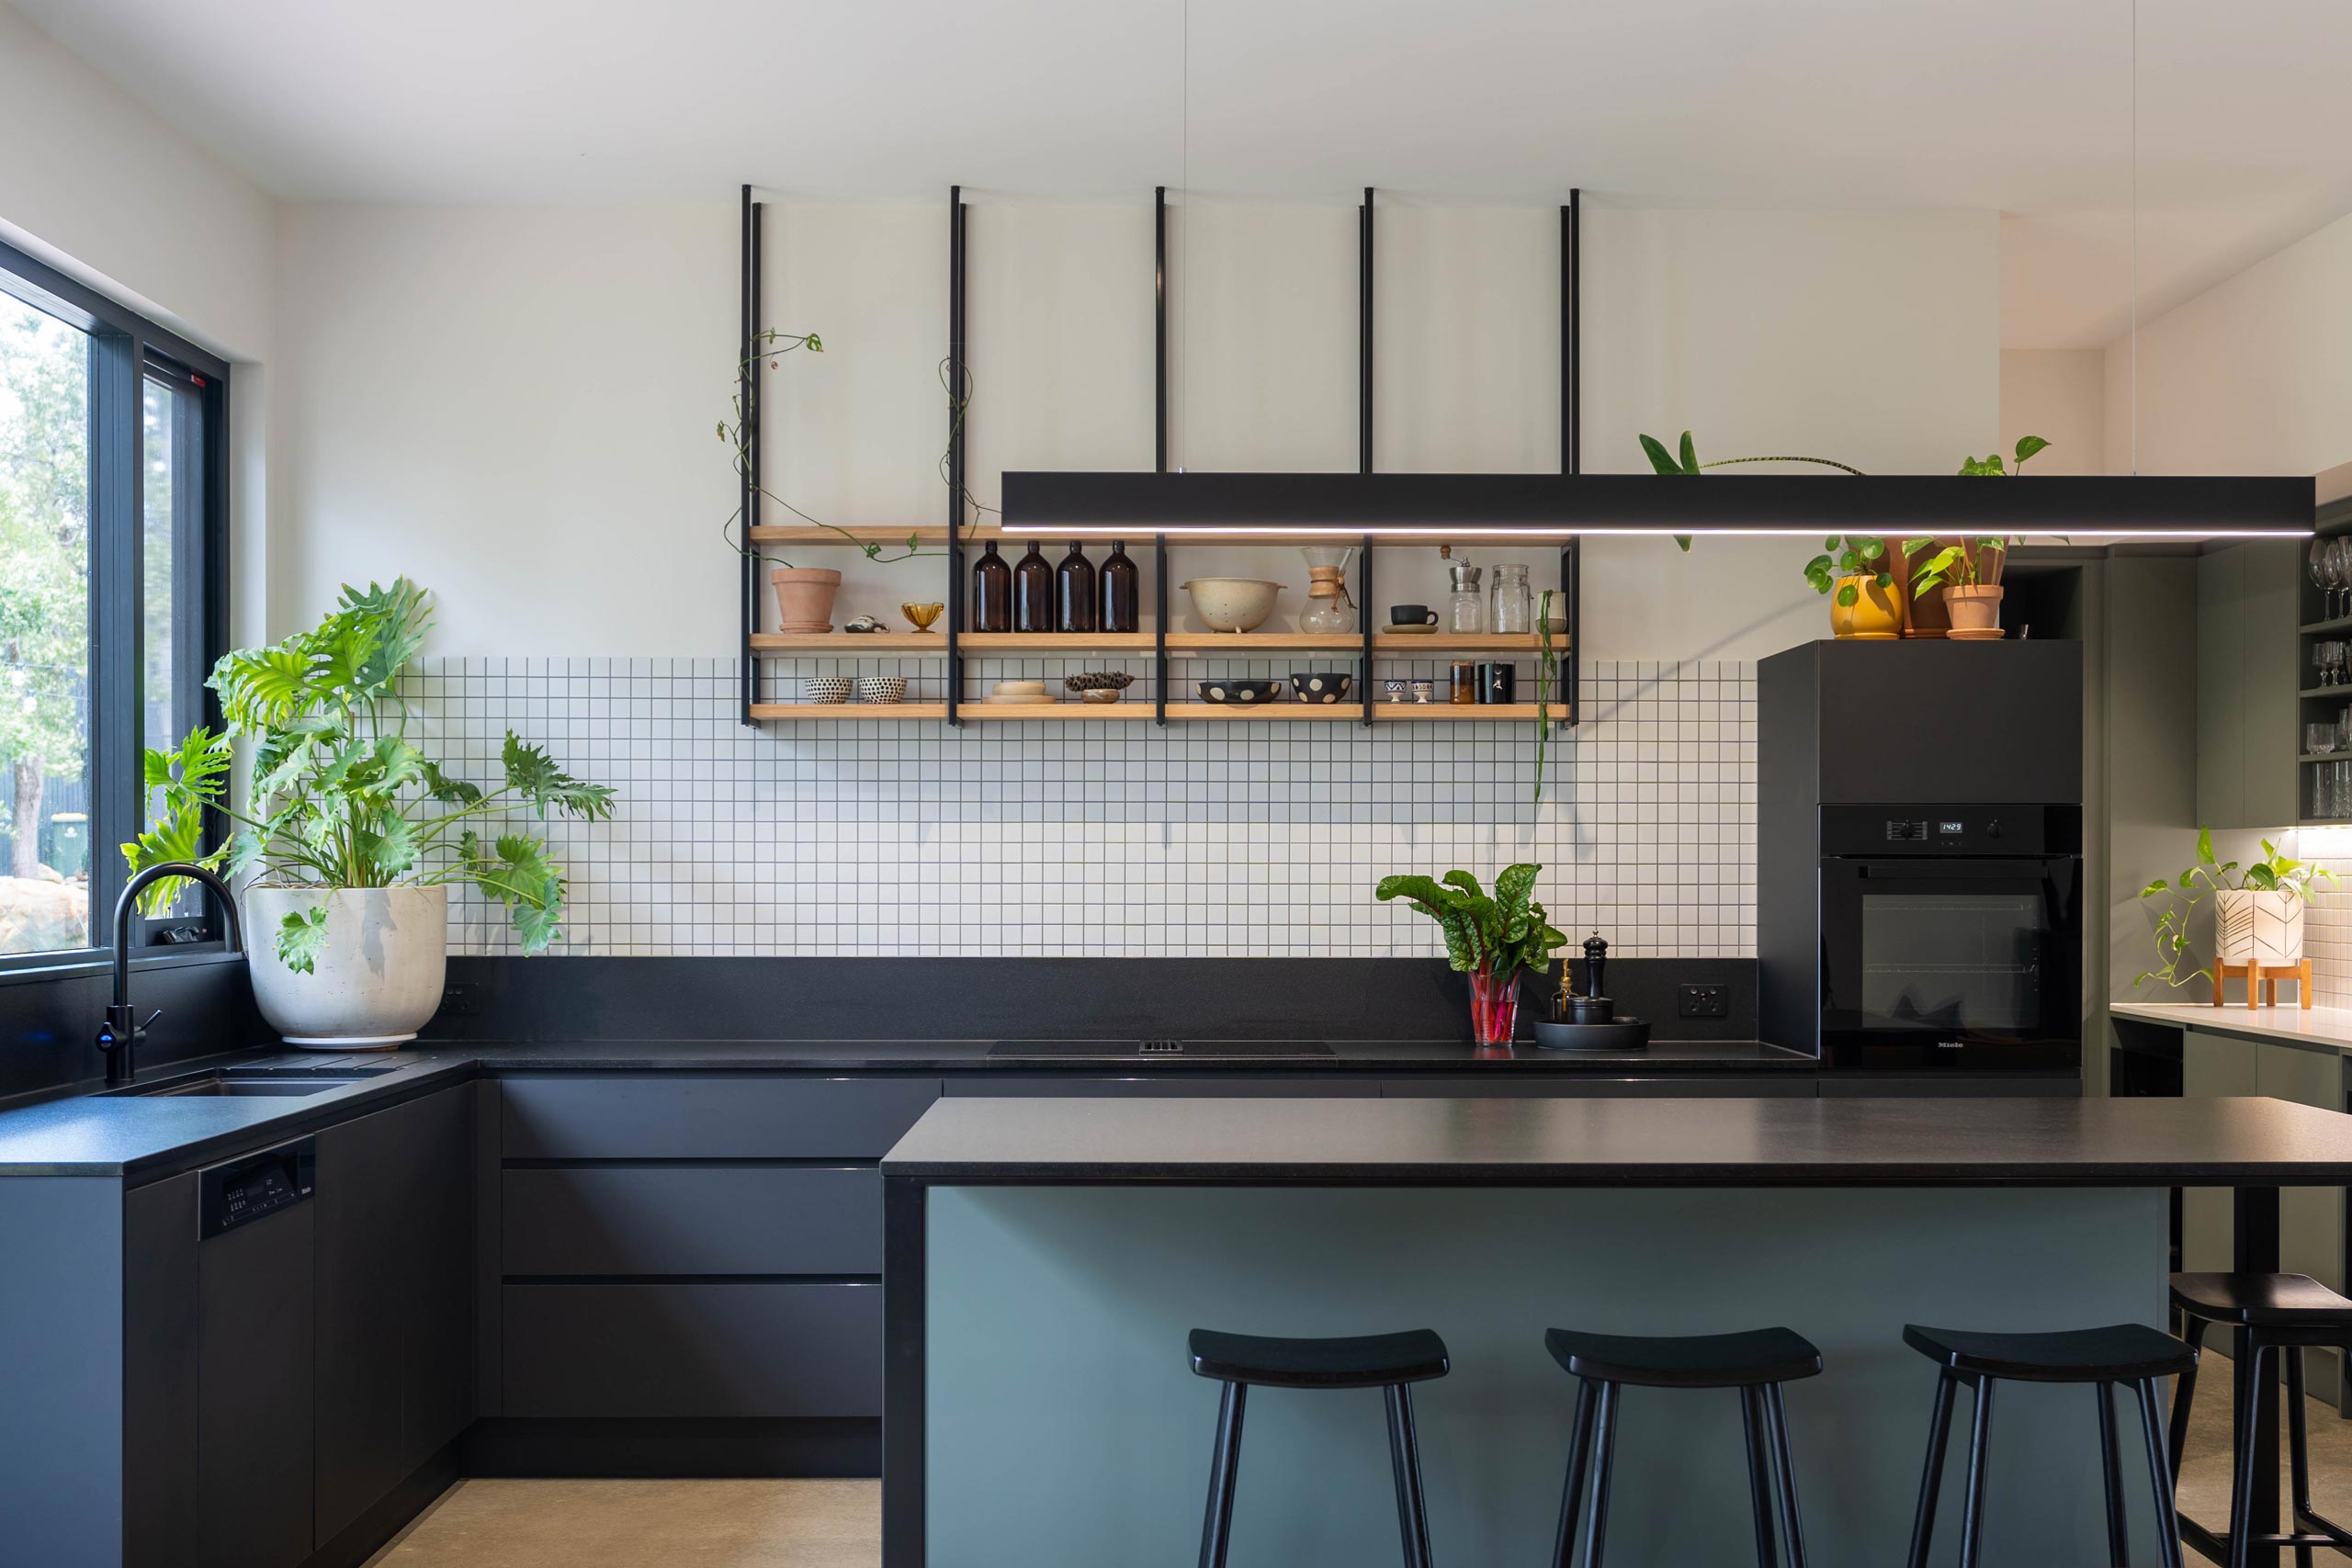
[1012, 542, 1054, 633]
[970, 539, 1012, 633]
[1099, 541, 1139, 634]
[1056, 543, 1098, 634]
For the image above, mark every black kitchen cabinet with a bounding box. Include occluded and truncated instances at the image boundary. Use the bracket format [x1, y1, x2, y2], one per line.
[313, 1083, 473, 1547]
[198, 1192, 317, 1568]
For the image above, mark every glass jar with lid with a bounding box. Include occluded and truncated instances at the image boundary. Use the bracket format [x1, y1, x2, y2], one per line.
[1489, 563, 1532, 637]
[1446, 561, 1485, 634]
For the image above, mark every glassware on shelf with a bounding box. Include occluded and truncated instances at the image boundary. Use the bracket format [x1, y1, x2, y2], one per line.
[1446, 561, 1485, 634]
[970, 540, 1012, 632]
[1297, 546, 1359, 635]
[1489, 563, 1532, 637]
[1099, 541, 1140, 634]
[1012, 541, 1054, 633]
[2312, 538, 2337, 620]
[1056, 542, 1099, 634]
[2310, 721, 2337, 757]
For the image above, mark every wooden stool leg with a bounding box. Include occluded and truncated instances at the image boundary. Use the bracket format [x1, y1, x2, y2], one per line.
[1383, 1384, 1434, 1568]
[1906, 1371, 1959, 1568]
[2097, 1381, 2131, 1566]
[2301, 958, 2313, 1010]
[1196, 1382, 1247, 1568]
[1551, 1379, 1598, 1568]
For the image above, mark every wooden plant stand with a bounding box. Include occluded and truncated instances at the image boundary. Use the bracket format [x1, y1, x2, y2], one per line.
[2212, 956, 2313, 1010]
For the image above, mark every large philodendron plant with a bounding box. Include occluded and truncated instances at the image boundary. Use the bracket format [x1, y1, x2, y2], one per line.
[125, 579, 616, 971]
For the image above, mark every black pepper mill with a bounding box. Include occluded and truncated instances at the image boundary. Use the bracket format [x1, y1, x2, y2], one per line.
[1581, 932, 1609, 1005]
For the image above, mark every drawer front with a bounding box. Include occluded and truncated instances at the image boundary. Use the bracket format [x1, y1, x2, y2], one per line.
[503, 1282, 880, 1417]
[944, 1076, 1381, 1098]
[503, 1166, 880, 1277]
[1380, 1077, 1817, 1099]
[501, 1075, 938, 1158]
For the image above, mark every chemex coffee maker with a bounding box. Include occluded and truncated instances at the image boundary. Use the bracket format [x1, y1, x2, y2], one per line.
[1532, 931, 1652, 1053]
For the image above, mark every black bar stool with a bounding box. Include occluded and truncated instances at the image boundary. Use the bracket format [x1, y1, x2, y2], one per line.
[1187, 1326, 1450, 1568]
[2169, 1272, 2352, 1568]
[1544, 1325, 1823, 1567]
[1900, 1322, 2195, 1568]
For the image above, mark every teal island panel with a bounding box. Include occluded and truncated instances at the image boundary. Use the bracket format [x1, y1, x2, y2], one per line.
[926, 1185, 2166, 1568]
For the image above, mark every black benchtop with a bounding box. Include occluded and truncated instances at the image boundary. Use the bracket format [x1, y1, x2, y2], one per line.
[881, 1093, 2352, 1187]
[0, 1036, 1811, 1178]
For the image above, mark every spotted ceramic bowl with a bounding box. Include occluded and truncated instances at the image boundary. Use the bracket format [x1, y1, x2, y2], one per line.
[805, 676, 852, 705]
[856, 675, 909, 705]
[1196, 679, 1283, 705]
[1289, 671, 1352, 704]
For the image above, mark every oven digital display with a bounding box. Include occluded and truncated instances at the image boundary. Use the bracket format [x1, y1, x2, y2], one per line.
[1938, 820, 1964, 835]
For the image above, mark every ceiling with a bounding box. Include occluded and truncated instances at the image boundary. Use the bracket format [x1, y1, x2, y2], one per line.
[17, 0, 2352, 347]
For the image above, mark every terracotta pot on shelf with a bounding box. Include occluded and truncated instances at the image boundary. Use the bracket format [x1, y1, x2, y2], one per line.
[770, 568, 842, 633]
[1826, 574, 1903, 640]
[1945, 585, 2006, 638]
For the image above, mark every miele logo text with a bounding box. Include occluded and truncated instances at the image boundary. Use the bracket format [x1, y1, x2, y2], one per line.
[1938, 1040, 1965, 1049]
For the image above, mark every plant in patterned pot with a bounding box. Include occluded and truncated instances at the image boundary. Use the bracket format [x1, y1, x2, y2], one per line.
[1375, 863, 1568, 1047]
[2134, 828, 2332, 992]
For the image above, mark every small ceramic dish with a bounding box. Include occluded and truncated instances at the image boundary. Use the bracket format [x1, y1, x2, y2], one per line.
[1197, 679, 1282, 705]
[805, 676, 852, 705]
[1290, 671, 1352, 704]
[855, 675, 908, 704]
[1077, 689, 1124, 705]
[991, 679, 1047, 698]
[1531, 1017, 1651, 1053]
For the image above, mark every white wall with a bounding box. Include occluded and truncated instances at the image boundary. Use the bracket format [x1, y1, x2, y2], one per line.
[270, 199, 2000, 659]
[2101, 207, 2352, 477]
[2001, 349, 2106, 476]
[0, 0, 278, 645]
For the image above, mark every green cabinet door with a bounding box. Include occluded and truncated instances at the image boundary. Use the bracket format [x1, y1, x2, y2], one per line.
[2195, 540, 2301, 829]
[2182, 1029, 2260, 1273]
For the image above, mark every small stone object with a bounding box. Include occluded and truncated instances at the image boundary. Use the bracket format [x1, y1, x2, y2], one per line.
[843, 615, 888, 633]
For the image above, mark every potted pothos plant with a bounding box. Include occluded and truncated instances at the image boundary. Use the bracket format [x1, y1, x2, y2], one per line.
[1375, 863, 1568, 1046]
[1898, 436, 2051, 637]
[1803, 536, 1900, 639]
[125, 579, 616, 1047]
[2135, 829, 2333, 992]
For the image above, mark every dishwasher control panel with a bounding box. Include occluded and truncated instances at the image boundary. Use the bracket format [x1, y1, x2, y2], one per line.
[199, 1135, 316, 1239]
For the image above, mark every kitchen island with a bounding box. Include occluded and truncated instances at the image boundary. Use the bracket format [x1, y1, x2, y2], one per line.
[882, 1093, 2352, 1568]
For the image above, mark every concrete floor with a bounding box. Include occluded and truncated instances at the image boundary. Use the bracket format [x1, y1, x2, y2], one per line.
[368, 1359, 2352, 1567]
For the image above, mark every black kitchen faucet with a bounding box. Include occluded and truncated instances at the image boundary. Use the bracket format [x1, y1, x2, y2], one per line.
[98, 862, 244, 1088]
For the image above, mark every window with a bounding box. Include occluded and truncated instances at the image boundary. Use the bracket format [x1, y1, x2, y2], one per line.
[0, 240, 227, 963]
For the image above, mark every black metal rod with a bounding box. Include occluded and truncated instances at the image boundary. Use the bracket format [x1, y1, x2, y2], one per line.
[1155, 536, 1170, 727]
[1764, 1382, 1810, 1568]
[1957, 1377, 1995, 1568]
[1905, 1372, 1957, 1568]
[1383, 1384, 1434, 1568]
[1742, 1386, 1782, 1568]
[739, 184, 754, 725]
[1550, 1378, 1598, 1568]
[1360, 534, 1374, 728]
[749, 197, 763, 718]
[1564, 190, 1580, 477]
[1156, 186, 1169, 475]
[1197, 1382, 1247, 1568]
[1360, 186, 1374, 479]
[2138, 1378, 2191, 1568]
[2097, 1382, 2130, 1566]
[946, 186, 965, 728]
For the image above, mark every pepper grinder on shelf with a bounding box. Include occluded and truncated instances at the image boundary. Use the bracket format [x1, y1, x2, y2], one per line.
[1560, 932, 1612, 1024]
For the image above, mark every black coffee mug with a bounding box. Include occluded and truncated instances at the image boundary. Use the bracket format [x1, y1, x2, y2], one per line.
[1389, 604, 1439, 626]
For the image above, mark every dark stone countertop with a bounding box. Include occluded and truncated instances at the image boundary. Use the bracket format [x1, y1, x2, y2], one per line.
[0, 1036, 1815, 1179]
[880, 1092, 2352, 1187]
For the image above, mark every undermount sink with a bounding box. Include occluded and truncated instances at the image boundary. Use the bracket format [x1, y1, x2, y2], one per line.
[103, 1066, 397, 1099]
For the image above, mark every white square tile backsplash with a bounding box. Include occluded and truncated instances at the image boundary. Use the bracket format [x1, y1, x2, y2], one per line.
[404, 656, 1758, 959]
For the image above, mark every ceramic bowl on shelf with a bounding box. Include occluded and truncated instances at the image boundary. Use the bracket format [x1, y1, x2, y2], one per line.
[805, 676, 852, 705]
[1289, 671, 1352, 704]
[991, 679, 1046, 700]
[1196, 678, 1283, 705]
[855, 675, 908, 704]
[1178, 578, 1284, 633]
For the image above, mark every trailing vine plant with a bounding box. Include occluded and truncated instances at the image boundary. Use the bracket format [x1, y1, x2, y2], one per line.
[717, 328, 1001, 572]
[1533, 587, 1558, 807]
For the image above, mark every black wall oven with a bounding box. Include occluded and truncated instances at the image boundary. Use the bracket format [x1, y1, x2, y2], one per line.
[1815, 805, 2082, 1072]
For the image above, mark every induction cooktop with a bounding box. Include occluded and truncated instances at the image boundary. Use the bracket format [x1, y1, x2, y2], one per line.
[985, 1039, 1335, 1060]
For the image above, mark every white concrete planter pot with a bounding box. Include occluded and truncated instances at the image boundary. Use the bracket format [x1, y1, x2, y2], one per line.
[2215, 888, 2305, 967]
[244, 885, 448, 1048]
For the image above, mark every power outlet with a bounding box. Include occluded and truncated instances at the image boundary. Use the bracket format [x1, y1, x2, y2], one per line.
[1676, 983, 1728, 1020]
[439, 982, 477, 1017]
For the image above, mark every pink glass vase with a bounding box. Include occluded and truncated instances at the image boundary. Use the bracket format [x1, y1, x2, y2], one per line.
[1467, 966, 1521, 1047]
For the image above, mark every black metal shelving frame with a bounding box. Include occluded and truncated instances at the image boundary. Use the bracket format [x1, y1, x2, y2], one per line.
[738, 182, 1586, 731]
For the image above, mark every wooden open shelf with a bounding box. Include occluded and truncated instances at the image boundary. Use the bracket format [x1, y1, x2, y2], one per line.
[962, 703, 1152, 721]
[958, 632, 1156, 653]
[748, 703, 949, 721]
[749, 525, 976, 546]
[1163, 632, 1361, 654]
[1165, 703, 1358, 721]
[1374, 632, 1554, 654]
[1163, 702, 1552, 722]
[751, 632, 944, 652]
[1378, 703, 1547, 721]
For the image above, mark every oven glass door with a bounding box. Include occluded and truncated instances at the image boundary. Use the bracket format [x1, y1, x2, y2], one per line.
[1819, 856, 2081, 1070]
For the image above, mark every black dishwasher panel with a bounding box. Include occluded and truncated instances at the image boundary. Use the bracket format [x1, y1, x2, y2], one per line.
[199, 1135, 315, 1238]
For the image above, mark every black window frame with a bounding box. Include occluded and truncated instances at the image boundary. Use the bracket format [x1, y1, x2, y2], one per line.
[0, 235, 232, 979]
